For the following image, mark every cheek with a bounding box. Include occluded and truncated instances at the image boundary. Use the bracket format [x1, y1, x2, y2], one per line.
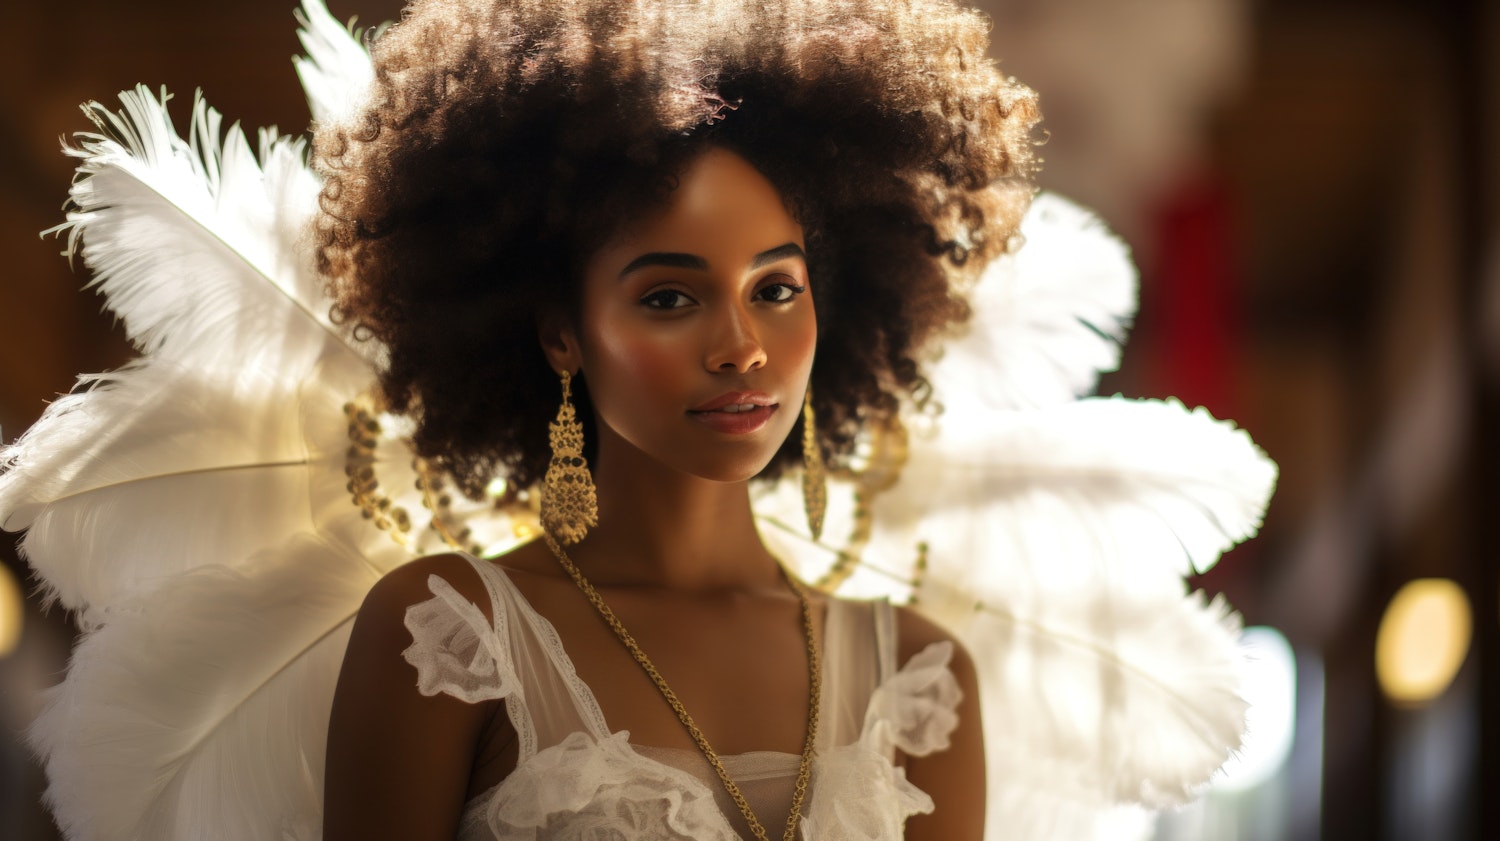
[582, 313, 690, 404]
[775, 307, 819, 375]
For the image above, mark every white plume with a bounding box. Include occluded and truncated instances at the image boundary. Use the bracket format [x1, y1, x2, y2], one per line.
[51, 86, 358, 369]
[929, 192, 1137, 411]
[968, 587, 1248, 812]
[885, 397, 1275, 588]
[293, 0, 375, 126]
[0, 86, 380, 621]
[880, 397, 1271, 810]
[2, 363, 314, 616]
[28, 536, 377, 841]
[766, 395, 1274, 818]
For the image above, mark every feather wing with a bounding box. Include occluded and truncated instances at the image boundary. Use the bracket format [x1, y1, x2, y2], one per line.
[884, 398, 1272, 810]
[6, 15, 430, 835]
[0, 86, 382, 620]
[28, 536, 377, 841]
[763, 392, 1274, 820]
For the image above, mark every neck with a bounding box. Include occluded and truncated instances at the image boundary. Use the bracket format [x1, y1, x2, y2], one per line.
[559, 438, 782, 592]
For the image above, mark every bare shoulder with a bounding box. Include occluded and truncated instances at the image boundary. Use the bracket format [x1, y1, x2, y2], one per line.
[326, 550, 504, 838]
[360, 551, 493, 625]
[894, 604, 986, 840]
[893, 603, 975, 675]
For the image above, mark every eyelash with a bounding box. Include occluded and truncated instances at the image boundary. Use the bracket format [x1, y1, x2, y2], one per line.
[638, 281, 807, 309]
[758, 281, 807, 303]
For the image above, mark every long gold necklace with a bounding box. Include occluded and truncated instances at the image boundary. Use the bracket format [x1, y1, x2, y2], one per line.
[542, 533, 821, 841]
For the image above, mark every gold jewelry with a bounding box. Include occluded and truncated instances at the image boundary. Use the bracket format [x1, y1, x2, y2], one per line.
[801, 385, 827, 541]
[541, 533, 820, 841]
[540, 369, 598, 545]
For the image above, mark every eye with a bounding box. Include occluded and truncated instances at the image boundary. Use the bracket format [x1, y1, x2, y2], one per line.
[756, 280, 807, 304]
[640, 289, 694, 309]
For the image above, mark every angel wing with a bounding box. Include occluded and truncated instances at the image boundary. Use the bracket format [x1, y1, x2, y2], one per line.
[0, 3, 414, 838]
[0, 83, 384, 624]
[0, 1, 1275, 839]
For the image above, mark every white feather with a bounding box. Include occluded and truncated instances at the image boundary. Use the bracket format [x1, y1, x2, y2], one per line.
[52, 85, 362, 370]
[764, 395, 1272, 820]
[3, 363, 314, 617]
[884, 397, 1274, 588]
[293, 0, 375, 126]
[878, 397, 1270, 815]
[966, 586, 1248, 812]
[929, 192, 1137, 411]
[0, 85, 387, 621]
[28, 535, 377, 841]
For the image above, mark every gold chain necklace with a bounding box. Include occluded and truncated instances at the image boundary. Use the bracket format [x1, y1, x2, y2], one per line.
[542, 533, 821, 841]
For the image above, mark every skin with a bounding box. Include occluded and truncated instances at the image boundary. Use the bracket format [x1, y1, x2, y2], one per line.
[323, 147, 984, 840]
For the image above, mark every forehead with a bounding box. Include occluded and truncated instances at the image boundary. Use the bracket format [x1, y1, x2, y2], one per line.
[588, 147, 805, 272]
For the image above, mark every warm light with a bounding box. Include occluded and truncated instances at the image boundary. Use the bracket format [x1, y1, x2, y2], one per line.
[1216, 625, 1296, 791]
[1376, 578, 1471, 706]
[0, 562, 23, 658]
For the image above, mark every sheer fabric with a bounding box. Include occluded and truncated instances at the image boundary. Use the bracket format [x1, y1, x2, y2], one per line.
[403, 553, 960, 840]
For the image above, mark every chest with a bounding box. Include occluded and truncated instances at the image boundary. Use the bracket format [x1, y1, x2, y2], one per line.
[467, 582, 826, 799]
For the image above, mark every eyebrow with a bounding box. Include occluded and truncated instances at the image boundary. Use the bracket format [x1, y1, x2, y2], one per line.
[618, 242, 806, 279]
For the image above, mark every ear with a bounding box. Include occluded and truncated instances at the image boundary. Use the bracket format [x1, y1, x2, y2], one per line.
[536, 311, 583, 375]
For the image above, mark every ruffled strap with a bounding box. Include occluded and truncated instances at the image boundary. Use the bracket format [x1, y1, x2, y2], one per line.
[402, 574, 518, 704]
[864, 640, 962, 758]
[798, 640, 961, 839]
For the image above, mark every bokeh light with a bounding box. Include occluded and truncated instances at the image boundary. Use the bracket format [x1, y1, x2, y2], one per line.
[1376, 578, 1472, 707]
[0, 562, 23, 658]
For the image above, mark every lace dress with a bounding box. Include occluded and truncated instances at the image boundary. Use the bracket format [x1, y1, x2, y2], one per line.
[401, 553, 963, 840]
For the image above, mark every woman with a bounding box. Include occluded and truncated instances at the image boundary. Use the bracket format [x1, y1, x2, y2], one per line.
[6, 0, 1268, 838]
[314, 0, 1037, 837]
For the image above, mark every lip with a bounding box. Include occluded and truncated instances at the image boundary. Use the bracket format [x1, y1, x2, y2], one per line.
[688, 404, 778, 435]
[689, 391, 776, 412]
[687, 391, 779, 435]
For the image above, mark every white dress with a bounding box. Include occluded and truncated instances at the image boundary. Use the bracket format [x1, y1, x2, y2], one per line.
[401, 553, 964, 840]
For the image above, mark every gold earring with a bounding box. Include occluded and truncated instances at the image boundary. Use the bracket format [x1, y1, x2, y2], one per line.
[801, 385, 826, 541]
[541, 369, 598, 545]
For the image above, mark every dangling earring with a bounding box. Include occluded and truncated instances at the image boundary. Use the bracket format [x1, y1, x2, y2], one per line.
[801, 385, 826, 541]
[541, 369, 598, 545]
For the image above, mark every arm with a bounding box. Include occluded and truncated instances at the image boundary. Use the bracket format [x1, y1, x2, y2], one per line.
[897, 607, 987, 841]
[323, 554, 497, 840]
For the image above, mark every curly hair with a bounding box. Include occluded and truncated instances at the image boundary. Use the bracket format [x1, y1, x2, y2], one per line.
[316, 0, 1040, 496]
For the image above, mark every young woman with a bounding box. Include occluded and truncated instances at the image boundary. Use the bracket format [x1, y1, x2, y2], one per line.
[313, 0, 1037, 837]
[5, 0, 1267, 838]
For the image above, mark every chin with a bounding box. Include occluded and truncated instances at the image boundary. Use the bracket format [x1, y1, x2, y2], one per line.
[676, 451, 783, 484]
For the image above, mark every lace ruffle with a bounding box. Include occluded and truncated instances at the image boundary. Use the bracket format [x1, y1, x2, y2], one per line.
[402, 575, 517, 704]
[481, 730, 741, 841]
[866, 640, 961, 757]
[802, 741, 934, 840]
[798, 641, 959, 839]
[409, 572, 965, 840]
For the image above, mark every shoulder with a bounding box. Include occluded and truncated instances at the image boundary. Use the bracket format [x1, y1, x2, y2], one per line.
[326, 556, 505, 838]
[892, 604, 986, 839]
[360, 551, 494, 626]
[893, 603, 976, 678]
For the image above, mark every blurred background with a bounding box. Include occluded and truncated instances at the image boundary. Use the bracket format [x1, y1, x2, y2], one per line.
[1, 0, 1495, 838]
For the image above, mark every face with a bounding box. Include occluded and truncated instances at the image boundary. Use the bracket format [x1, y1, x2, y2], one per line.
[546, 146, 816, 483]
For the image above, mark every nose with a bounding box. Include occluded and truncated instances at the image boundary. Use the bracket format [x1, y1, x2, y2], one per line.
[704, 302, 767, 373]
